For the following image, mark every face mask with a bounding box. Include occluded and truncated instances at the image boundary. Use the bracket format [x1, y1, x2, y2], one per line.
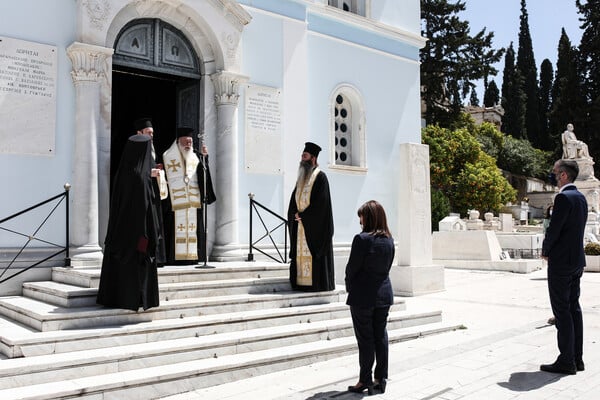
[548, 172, 558, 186]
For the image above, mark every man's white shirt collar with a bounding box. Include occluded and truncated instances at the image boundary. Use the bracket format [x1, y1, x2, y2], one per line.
[559, 183, 576, 193]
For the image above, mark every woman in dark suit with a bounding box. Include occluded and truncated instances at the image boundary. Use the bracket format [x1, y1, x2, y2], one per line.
[345, 200, 394, 395]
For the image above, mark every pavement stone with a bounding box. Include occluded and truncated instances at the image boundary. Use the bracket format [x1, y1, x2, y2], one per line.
[161, 267, 600, 400]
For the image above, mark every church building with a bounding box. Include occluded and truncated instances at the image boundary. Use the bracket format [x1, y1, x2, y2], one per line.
[0, 0, 439, 295]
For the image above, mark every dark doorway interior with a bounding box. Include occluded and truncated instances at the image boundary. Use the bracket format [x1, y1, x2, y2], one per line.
[111, 66, 183, 189]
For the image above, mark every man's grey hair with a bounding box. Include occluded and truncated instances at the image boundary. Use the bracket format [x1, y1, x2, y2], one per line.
[557, 159, 579, 182]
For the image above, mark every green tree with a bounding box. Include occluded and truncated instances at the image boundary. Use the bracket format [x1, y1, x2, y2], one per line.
[483, 80, 500, 107]
[501, 43, 526, 138]
[575, 0, 600, 168]
[516, 0, 541, 147]
[548, 29, 583, 157]
[538, 58, 554, 150]
[469, 89, 480, 106]
[421, 0, 504, 127]
[422, 123, 516, 217]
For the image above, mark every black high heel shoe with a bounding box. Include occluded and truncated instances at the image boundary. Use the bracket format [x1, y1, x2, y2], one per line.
[347, 382, 374, 395]
[374, 378, 387, 393]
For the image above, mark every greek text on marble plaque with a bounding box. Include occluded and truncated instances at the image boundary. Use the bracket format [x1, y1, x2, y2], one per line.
[0, 36, 57, 155]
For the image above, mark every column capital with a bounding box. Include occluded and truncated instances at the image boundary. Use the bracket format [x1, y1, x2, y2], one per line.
[67, 42, 114, 83]
[210, 71, 249, 106]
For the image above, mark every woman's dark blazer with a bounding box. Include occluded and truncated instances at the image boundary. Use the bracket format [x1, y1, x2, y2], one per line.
[345, 232, 394, 308]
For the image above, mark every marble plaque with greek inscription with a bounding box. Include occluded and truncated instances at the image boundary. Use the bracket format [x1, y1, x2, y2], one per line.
[0, 36, 57, 156]
[244, 84, 282, 174]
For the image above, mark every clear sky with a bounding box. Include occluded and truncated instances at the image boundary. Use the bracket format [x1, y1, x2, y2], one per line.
[460, 0, 584, 100]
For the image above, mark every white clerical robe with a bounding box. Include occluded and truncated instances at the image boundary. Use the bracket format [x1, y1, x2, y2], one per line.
[163, 141, 201, 260]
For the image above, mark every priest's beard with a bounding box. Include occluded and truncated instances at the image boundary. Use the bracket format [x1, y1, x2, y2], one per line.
[296, 160, 315, 189]
[178, 143, 195, 165]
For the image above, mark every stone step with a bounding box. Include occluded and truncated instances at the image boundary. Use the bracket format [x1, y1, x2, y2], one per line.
[51, 263, 289, 288]
[0, 321, 460, 400]
[0, 309, 441, 389]
[0, 288, 349, 331]
[22, 276, 291, 308]
[0, 300, 408, 358]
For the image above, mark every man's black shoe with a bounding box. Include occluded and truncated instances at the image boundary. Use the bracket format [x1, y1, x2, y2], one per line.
[576, 360, 585, 371]
[540, 361, 577, 375]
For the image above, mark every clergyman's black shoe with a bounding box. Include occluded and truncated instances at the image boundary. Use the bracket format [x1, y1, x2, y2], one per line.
[576, 359, 585, 371]
[540, 361, 577, 375]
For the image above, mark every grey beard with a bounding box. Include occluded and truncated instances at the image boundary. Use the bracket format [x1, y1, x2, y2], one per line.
[178, 145, 195, 165]
[297, 161, 314, 188]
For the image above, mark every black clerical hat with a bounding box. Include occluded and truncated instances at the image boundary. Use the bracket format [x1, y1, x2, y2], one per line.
[134, 117, 153, 131]
[176, 127, 194, 138]
[303, 142, 321, 157]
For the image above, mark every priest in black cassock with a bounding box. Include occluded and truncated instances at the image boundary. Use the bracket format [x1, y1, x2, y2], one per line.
[97, 134, 160, 311]
[288, 142, 335, 292]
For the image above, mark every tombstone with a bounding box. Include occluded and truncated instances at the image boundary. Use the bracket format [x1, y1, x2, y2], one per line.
[439, 215, 466, 231]
[483, 212, 500, 231]
[586, 210, 599, 238]
[466, 209, 484, 230]
[391, 143, 444, 296]
[499, 213, 513, 232]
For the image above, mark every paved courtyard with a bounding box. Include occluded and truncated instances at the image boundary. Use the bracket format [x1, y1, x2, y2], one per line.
[166, 266, 600, 399]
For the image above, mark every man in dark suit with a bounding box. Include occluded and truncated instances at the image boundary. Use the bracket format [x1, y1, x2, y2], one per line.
[541, 159, 588, 375]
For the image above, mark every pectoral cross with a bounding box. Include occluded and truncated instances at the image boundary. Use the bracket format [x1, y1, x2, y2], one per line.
[167, 159, 181, 172]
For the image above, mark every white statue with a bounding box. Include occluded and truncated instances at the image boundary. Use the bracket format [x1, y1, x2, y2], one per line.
[562, 123, 590, 159]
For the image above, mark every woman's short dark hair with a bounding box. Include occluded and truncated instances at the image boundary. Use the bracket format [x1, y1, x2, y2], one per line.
[357, 200, 392, 238]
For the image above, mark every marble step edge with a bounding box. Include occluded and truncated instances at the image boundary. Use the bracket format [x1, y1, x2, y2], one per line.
[0, 309, 442, 380]
[0, 321, 460, 400]
[51, 263, 289, 287]
[22, 277, 292, 306]
[0, 302, 351, 357]
[0, 289, 349, 321]
[0, 289, 351, 331]
[0, 299, 406, 358]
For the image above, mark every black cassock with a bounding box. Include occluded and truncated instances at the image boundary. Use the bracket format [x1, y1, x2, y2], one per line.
[97, 135, 160, 311]
[287, 171, 335, 292]
[160, 151, 216, 264]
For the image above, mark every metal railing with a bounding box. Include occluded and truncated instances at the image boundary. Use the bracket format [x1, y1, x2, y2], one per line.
[0, 184, 71, 284]
[247, 193, 288, 263]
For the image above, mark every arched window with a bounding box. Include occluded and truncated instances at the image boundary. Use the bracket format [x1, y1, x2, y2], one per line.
[327, 0, 368, 17]
[331, 85, 366, 171]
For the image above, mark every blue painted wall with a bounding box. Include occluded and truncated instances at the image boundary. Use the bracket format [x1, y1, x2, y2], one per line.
[0, 1, 76, 246]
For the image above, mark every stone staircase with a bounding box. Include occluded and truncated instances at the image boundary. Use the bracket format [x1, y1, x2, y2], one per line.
[0, 262, 459, 399]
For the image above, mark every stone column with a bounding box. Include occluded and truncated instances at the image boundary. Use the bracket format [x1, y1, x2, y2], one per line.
[390, 143, 445, 296]
[66, 42, 113, 265]
[210, 71, 248, 260]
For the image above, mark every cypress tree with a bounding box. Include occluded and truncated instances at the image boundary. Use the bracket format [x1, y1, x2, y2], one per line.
[538, 59, 554, 150]
[470, 90, 480, 106]
[548, 29, 582, 150]
[501, 43, 526, 138]
[516, 0, 541, 147]
[484, 80, 500, 107]
[421, 0, 504, 127]
[575, 0, 600, 166]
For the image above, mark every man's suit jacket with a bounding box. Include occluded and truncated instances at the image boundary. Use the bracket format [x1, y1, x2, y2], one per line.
[542, 185, 588, 273]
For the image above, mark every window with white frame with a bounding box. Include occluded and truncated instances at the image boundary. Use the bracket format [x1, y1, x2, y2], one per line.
[331, 85, 366, 170]
[328, 0, 367, 17]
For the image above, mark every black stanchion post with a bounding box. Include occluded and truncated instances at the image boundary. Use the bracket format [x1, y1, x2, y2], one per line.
[64, 183, 71, 267]
[196, 153, 215, 269]
[247, 193, 254, 261]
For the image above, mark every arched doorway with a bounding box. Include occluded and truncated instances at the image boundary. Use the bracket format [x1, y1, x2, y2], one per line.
[111, 18, 202, 184]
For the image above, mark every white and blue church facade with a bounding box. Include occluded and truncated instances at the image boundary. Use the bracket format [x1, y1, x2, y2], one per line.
[0, 0, 442, 295]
